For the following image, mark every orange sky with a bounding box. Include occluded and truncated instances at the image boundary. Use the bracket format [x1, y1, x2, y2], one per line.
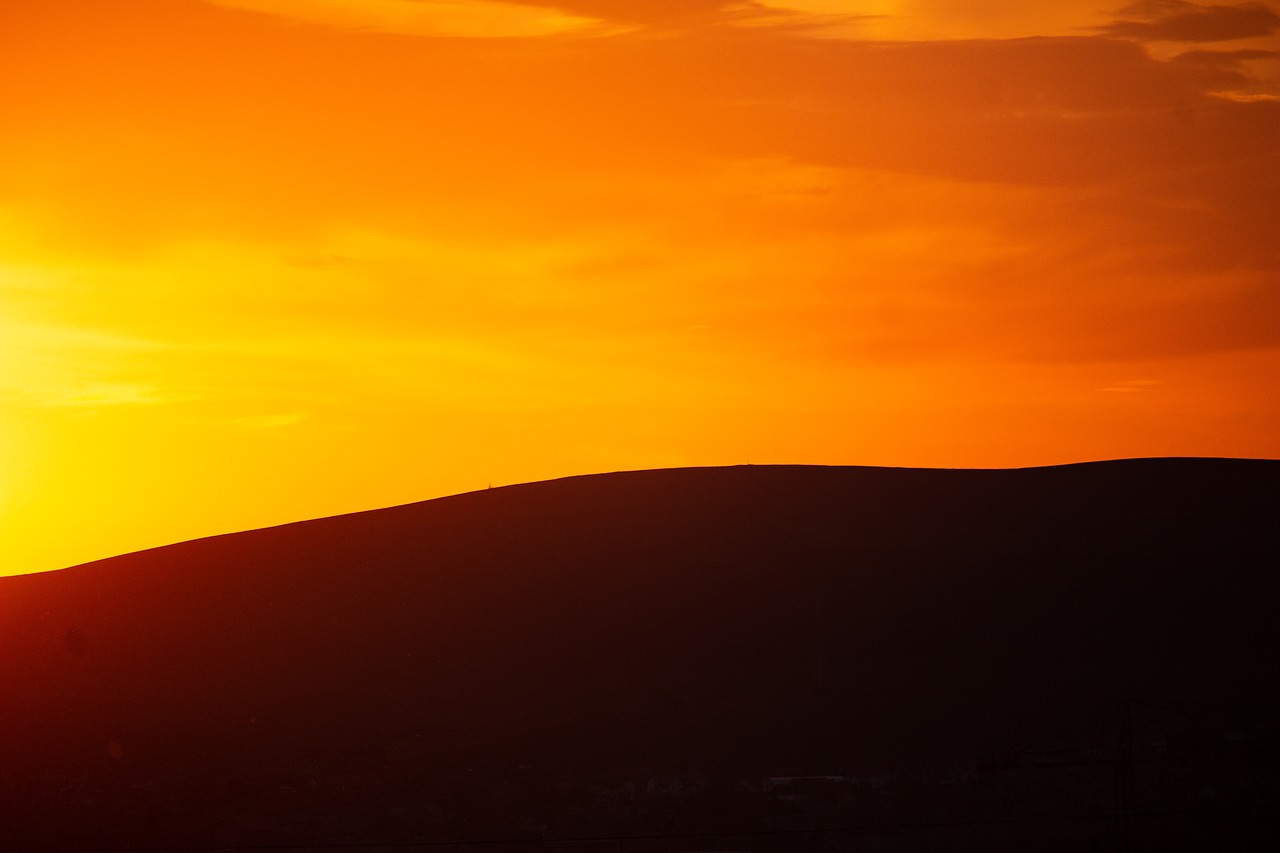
[2, 0, 1278, 576]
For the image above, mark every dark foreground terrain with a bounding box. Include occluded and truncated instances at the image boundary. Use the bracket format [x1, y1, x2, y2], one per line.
[2, 458, 1278, 851]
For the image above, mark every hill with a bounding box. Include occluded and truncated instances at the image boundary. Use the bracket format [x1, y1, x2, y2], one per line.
[1, 459, 1277, 850]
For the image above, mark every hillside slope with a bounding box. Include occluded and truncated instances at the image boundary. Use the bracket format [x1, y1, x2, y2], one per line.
[2, 459, 1277, 848]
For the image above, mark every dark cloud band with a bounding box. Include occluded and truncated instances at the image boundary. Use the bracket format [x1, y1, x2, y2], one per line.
[1099, 1, 1280, 43]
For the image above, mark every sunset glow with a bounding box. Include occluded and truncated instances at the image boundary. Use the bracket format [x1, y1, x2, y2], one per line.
[2, 0, 1278, 576]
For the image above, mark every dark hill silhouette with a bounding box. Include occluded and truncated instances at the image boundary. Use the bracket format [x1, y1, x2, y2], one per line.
[1, 459, 1278, 850]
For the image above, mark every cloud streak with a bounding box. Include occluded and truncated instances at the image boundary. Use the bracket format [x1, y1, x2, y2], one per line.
[202, 0, 611, 37]
[1098, 1, 1280, 42]
[1172, 46, 1279, 65]
[513, 0, 770, 26]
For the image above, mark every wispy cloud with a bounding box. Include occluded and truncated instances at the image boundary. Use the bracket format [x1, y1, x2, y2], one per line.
[511, 1, 771, 27]
[0, 318, 192, 410]
[201, 0, 612, 37]
[1098, 1, 1280, 42]
[753, 1, 1116, 41]
[26, 381, 170, 408]
[1171, 46, 1279, 66]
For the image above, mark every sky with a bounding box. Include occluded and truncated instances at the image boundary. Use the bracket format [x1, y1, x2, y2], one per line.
[1, 0, 1278, 576]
